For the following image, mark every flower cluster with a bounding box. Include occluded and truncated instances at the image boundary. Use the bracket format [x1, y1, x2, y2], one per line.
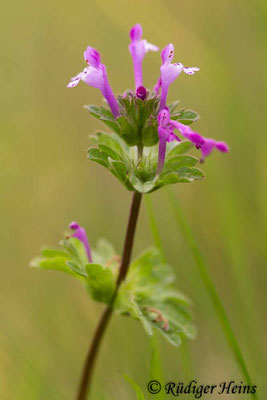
[67, 23, 228, 176]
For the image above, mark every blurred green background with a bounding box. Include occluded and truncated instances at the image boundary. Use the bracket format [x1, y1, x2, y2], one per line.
[1, 0, 266, 398]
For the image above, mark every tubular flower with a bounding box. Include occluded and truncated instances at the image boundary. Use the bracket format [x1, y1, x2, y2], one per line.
[69, 221, 93, 262]
[129, 23, 159, 90]
[156, 108, 180, 174]
[159, 44, 199, 110]
[67, 47, 119, 118]
[171, 121, 229, 162]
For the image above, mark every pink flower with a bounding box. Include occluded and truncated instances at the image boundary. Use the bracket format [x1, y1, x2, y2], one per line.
[129, 24, 159, 90]
[67, 47, 119, 118]
[171, 121, 229, 161]
[156, 108, 180, 173]
[69, 222, 92, 262]
[158, 44, 199, 110]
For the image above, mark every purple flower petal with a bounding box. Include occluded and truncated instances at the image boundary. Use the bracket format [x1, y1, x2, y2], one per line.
[84, 46, 101, 68]
[82, 66, 105, 90]
[158, 44, 199, 110]
[216, 141, 229, 152]
[156, 109, 181, 173]
[156, 129, 168, 174]
[161, 43, 174, 64]
[129, 23, 143, 41]
[200, 139, 229, 160]
[183, 66, 200, 75]
[153, 77, 162, 95]
[173, 121, 229, 160]
[67, 48, 119, 118]
[69, 221, 93, 263]
[157, 108, 170, 128]
[129, 23, 159, 89]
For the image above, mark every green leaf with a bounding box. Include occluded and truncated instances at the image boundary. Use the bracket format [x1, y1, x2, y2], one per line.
[155, 172, 181, 189]
[66, 261, 87, 277]
[85, 263, 115, 303]
[98, 144, 121, 161]
[129, 174, 156, 194]
[87, 148, 109, 167]
[166, 141, 193, 158]
[171, 109, 200, 125]
[116, 248, 196, 347]
[109, 160, 133, 190]
[62, 237, 88, 270]
[141, 123, 159, 147]
[31, 237, 89, 278]
[123, 375, 146, 400]
[117, 291, 154, 335]
[153, 167, 204, 191]
[85, 105, 120, 134]
[92, 238, 116, 265]
[117, 116, 139, 146]
[30, 255, 74, 276]
[178, 167, 205, 181]
[91, 131, 129, 160]
[164, 155, 199, 172]
[129, 248, 175, 288]
[41, 247, 69, 258]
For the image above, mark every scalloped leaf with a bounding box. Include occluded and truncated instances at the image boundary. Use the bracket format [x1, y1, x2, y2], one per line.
[98, 144, 121, 161]
[129, 174, 157, 194]
[109, 160, 133, 190]
[178, 167, 205, 181]
[90, 131, 129, 160]
[87, 148, 109, 167]
[30, 255, 74, 275]
[166, 141, 193, 158]
[116, 248, 196, 346]
[91, 238, 116, 265]
[85, 263, 115, 303]
[171, 109, 200, 125]
[164, 155, 199, 172]
[84, 105, 120, 134]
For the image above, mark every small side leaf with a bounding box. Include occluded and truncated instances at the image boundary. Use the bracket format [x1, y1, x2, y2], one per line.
[87, 148, 109, 167]
[30, 256, 74, 276]
[85, 263, 115, 303]
[85, 105, 120, 134]
[166, 141, 193, 158]
[171, 109, 200, 125]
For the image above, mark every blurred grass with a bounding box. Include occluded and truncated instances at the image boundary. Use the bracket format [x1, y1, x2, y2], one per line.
[1, 0, 266, 398]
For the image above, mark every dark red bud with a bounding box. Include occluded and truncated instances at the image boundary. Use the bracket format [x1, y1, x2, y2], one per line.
[136, 86, 147, 101]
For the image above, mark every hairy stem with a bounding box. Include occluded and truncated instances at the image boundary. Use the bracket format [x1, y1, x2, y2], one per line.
[116, 191, 142, 286]
[76, 191, 142, 400]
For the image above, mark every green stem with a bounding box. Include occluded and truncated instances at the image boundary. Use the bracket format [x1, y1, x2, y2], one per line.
[167, 189, 257, 400]
[76, 191, 142, 400]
